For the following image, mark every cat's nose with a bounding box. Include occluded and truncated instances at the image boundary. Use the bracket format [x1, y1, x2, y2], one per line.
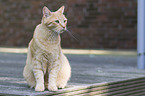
[61, 25, 65, 29]
[60, 23, 65, 29]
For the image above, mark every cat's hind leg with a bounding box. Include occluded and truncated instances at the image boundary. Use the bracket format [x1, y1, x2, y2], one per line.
[56, 54, 71, 89]
[23, 45, 36, 88]
[23, 66, 36, 88]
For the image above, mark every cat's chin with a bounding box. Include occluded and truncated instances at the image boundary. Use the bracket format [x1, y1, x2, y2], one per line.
[60, 29, 66, 34]
[51, 30, 64, 34]
[55, 31, 63, 34]
[60, 31, 64, 34]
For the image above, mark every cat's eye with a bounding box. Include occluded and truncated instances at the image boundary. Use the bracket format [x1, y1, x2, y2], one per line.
[64, 20, 67, 23]
[55, 20, 59, 23]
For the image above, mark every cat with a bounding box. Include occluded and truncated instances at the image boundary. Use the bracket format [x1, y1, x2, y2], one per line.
[23, 6, 71, 92]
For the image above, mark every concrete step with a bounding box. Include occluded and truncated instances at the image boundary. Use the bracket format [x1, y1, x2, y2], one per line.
[0, 51, 145, 96]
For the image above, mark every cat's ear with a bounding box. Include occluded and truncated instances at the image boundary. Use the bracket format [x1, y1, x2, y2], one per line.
[43, 6, 51, 18]
[57, 6, 65, 13]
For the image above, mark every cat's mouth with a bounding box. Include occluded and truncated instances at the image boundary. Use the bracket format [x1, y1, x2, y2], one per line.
[53, 28, 66, 34]
[60, 29, 66, 34]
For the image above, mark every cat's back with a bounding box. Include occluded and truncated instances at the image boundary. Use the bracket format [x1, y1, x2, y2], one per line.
[33, 24, 43, 37]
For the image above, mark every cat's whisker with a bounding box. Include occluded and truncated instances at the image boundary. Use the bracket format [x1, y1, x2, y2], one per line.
[67, 25, 77, 29]
[65, 29, 79, 41]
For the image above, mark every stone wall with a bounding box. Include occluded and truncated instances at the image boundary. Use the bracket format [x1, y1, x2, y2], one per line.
[0, 0, 137, 49]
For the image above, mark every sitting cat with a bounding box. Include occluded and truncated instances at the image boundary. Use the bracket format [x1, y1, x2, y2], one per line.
[23, 6, 71, 92]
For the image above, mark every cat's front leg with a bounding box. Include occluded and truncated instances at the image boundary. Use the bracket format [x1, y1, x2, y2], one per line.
[33, 61, 45, 91]
[48, 61, 60, 91]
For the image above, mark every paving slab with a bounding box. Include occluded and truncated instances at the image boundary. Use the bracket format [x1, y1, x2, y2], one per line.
[0, 52, 145, 95]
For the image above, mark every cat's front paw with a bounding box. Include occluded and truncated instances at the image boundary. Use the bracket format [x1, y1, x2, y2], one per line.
[48, 85, 58, 91]
[35, 84, 45, 92]
[58, 84, 66, 89]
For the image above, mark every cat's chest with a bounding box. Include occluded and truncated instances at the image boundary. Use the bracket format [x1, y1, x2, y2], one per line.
[31, 38, 60, 53]
[40, 51, 60, 67]
[42, 51, 59, 59]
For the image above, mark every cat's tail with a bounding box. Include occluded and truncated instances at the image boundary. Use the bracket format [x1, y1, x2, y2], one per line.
[26, 40, 32, 65]
[23, 40, 36, 88]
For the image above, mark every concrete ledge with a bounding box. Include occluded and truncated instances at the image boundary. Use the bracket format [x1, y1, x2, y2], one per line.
[0, 50, 143, 96]
[43, 77, 145, 96]
[0, 47, 136, 56]
[1, 77, 145, 96]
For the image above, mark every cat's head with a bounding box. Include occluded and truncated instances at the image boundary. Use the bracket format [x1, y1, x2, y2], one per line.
[42, 6, 67, 34]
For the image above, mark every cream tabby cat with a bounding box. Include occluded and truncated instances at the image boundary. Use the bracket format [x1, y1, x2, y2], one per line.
[23, 6, 71, 91]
